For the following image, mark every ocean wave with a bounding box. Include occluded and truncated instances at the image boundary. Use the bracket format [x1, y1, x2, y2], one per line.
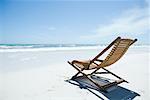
[0, 44, 149, 52]
[0, 45, 149, 52]
[0, 44, 101, 49]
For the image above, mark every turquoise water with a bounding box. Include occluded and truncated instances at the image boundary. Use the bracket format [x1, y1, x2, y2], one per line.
[0, 44, 147, 49]
[0, 44, 104, 49]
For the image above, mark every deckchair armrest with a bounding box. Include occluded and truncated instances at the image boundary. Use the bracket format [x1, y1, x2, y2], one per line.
[95, 59, 103, 62]
[91, 59, 103, 66]
[89, 59, 103, 67]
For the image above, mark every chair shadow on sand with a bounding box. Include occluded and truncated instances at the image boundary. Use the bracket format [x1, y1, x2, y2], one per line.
[66, 75, 140, 100]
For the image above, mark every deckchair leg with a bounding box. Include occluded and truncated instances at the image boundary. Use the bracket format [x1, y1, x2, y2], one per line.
[72, 71, 80, 79]
[68, 62, 84, 79]
[90, 68, 100, 75]
[102, 68, 128, 83]
[89, 67, 128, 83]
[68, 61, 107, 92]
[68, 61, 84, 78]
[88, 67, 128, 89]
[102, 79, 126, 89]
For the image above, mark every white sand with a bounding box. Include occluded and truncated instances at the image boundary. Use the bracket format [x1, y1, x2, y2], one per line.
[0, 46, 149, 100]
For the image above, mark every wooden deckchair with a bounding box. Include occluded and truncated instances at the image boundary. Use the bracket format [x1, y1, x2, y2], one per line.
[68, 37, 137, 92]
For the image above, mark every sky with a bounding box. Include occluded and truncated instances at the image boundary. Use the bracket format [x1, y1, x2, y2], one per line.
[0, 0, 149, 44]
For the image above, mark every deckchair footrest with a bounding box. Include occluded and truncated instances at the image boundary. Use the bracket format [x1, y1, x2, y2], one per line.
[102, 79, 125, 89]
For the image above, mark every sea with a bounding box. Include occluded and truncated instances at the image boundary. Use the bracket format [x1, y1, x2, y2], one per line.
[0, 44, 105, 49]
[0, 44, 148, 52]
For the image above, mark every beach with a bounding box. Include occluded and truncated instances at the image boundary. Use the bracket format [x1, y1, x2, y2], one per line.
[0, 46, 149, 100]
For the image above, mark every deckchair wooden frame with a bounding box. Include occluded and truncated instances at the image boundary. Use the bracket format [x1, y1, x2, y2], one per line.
[68, 37, 137, 92]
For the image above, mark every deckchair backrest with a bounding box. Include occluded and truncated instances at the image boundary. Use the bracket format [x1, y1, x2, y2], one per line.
[99, 38, 135, 67]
